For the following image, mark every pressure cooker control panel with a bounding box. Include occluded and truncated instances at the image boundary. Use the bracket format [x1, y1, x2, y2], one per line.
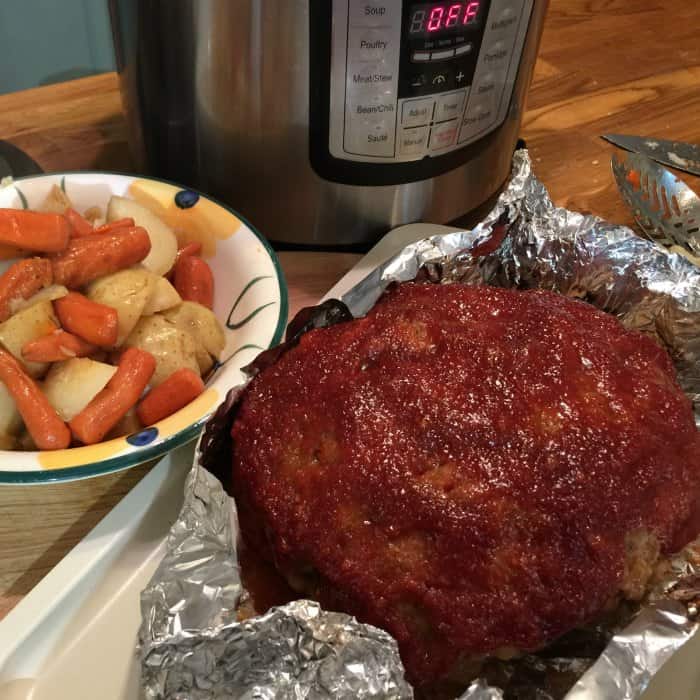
[328, 0, 534, 163]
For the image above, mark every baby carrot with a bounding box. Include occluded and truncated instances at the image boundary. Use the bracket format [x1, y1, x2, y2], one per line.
[51, 226, 151, 288]
[136, 368, 204, 425]
[69, 347, 156, 445]
[173, 255, 214, 309]
[0, 348, 71, 450]
[22, 329, 96, 363]
[64, 208, 94, 238]
[93, 218, 135, 235]
[54, 292, 118, 347]
[0, 258, 53, 322]
[0, 210, 71, 253]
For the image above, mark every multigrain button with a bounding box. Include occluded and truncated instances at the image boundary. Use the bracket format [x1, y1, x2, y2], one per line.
[435, 90, 466, 122]
[429, 120, 458, 152]
[399, 126, 429, 156]
[401, 98, 434, 127]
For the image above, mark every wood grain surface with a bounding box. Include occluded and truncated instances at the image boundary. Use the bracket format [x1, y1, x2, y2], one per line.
[1, 0, 699, 620]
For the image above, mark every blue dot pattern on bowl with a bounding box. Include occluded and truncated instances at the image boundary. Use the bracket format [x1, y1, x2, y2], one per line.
[126, 427, 159, 447]
[175, 189, 200, 209]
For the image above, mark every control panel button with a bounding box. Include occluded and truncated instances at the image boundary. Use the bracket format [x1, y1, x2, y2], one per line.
[454, 43, 474, 57]
[435, 90, 467, 122]
[348, 28, 397, 63]
[347, 61, 397, 92]
[349, 2, 400, 28]
[482, 40, 509, 65]
[399, 126, 429, 156]
[430, 67, 453, 90]
[344, 118, 395, 157]
[430, 120, 459, 152]
[401, 97, 434, 127]
[412, 51, 430, 62]
[430, 48, 455, 61]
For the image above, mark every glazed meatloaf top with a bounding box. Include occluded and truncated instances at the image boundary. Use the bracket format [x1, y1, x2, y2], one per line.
[230, 283, 700, 684]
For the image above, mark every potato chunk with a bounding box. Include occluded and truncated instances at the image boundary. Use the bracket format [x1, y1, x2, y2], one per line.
[43, 358, 117, 421]
[124, 315, 199, 386]
[86, 268, 155, 346]
[162, 301, 225, 360]
[0, 299, 58, 377]
[142, 275, 181, 315]
[107, 196, 178, 276]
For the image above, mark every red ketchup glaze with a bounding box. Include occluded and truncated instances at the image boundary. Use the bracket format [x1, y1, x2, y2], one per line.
[230, 283, 700, 684]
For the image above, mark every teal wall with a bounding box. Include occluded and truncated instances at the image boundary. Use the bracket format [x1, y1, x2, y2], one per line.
[0, 0, 115, 95]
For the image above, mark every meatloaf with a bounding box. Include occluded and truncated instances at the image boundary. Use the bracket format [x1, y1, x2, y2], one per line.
[230, 283, 700, 684]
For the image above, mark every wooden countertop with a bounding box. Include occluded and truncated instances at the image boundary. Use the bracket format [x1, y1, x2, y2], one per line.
[1, 0, 699, 620]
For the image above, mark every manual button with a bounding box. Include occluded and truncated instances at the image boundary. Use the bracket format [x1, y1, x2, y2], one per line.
[435, 90, 467, 122]
[399, 126, 429, 157]
[401, 98, 434, 127]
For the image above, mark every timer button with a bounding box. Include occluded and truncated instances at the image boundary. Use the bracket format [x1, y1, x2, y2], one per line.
[435, 90, 467, 123]
[401, 97, 435, 127]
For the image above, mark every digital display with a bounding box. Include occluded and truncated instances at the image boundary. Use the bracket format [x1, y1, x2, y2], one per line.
[408, 1, 484, 37]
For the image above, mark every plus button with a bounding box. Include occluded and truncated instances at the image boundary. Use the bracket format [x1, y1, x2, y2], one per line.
[456, 70, 466, 84]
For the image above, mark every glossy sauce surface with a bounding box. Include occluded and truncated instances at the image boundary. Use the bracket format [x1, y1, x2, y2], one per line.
[231, 283, 700, 683]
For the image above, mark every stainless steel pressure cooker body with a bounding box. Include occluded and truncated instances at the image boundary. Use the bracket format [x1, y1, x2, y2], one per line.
[110, 0, 548, 247]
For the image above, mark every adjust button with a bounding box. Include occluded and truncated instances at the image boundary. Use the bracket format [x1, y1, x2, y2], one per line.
[401, 97, 435, 127]
[429, 120, 459, 152]
[399, 126, 429, 157]
[435, 90, 467, 122]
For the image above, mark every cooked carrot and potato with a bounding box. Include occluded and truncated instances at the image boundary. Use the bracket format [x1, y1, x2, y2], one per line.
[0, 189, 224, 450]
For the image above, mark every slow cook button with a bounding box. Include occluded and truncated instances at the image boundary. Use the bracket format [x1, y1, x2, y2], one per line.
[401, 97, 434, 127]
[399, 126, 429, 156]
[435, 90, 466, 122]
[349, 1, 401, 28]
[460, 101, 495, 140]
[429, 120, 458, 152]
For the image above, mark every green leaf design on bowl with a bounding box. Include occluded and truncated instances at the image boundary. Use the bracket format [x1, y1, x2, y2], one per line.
[226, 276, 276, 330]
[15, 187, 28, 209]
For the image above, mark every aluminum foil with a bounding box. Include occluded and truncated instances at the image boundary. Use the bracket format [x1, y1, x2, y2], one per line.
[140, 149, 700, 699]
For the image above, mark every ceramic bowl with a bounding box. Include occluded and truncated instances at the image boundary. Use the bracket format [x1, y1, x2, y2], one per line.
[0, 172, 287, 483]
